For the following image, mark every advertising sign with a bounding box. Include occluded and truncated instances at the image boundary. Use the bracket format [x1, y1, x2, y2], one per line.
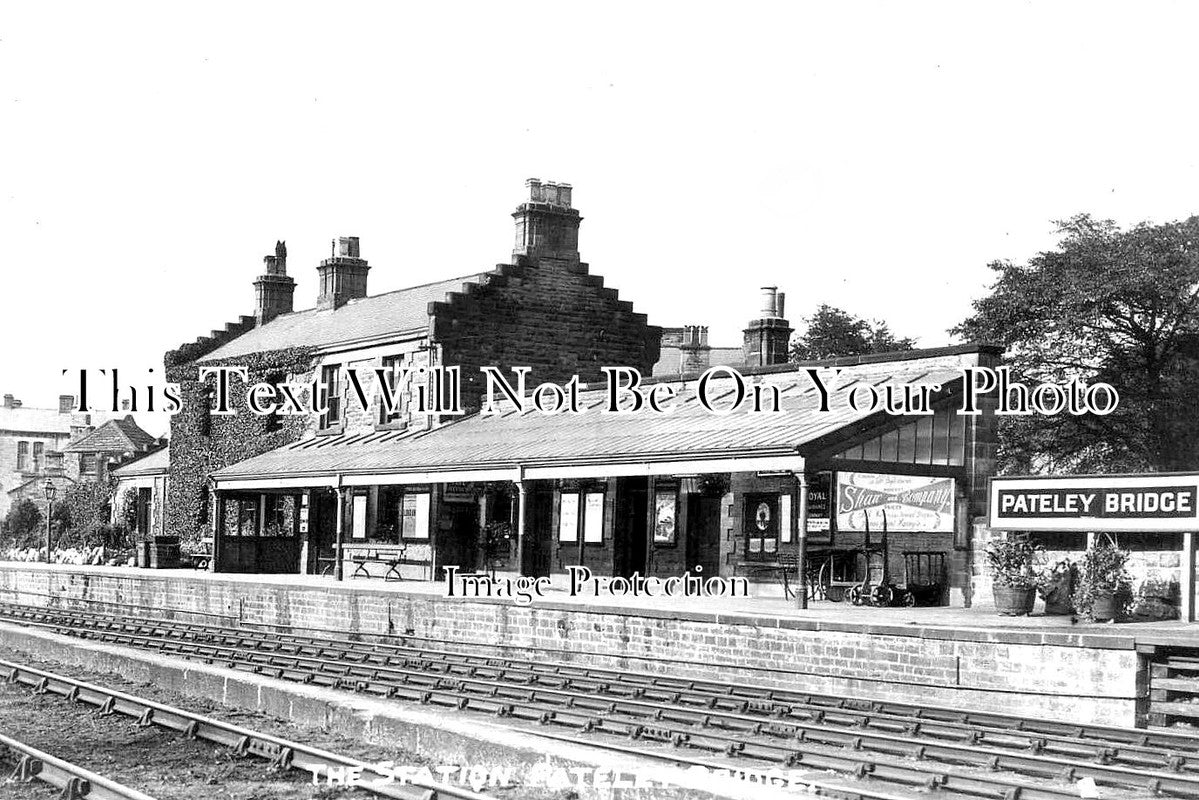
[836, 472, 956, 533]
[989, 474, 1199, 532]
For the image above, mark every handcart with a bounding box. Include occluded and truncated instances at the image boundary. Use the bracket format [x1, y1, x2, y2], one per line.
[896, 550, 947, 606]
[845, 510, 903, 606]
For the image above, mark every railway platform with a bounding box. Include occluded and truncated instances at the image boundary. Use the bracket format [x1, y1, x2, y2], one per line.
[1, 561, 1196, 730]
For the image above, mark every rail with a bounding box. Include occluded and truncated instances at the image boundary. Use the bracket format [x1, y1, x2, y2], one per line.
[5, 601, 1199, 799]
[0, 657, 491, 800]
[0, 731, 159, 800]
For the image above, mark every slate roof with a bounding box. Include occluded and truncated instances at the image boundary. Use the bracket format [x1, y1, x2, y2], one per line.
[65, 415, 158, 454]
[0, 406, 77, 435]
[213, 347, 991, 482]
[110, 446, 170, 477]
[199, 271, 494, 361]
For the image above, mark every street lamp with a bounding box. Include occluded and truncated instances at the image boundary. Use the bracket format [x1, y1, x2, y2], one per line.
[43, 480, 56, 564]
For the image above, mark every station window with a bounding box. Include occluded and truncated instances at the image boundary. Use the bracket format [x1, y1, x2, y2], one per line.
[379, 354, 406, 425]
[377, 486, 430, 541]
[558, 490, 604, 544]
[15, 442, 28, 472]
[262, 495, 298, 537]
[320, 364, 342, 429]
[32, 442, 43, 473]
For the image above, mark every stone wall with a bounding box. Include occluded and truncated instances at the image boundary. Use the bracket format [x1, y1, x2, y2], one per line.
[0, 564, 1145, 727]
[433, 256, 661, 410]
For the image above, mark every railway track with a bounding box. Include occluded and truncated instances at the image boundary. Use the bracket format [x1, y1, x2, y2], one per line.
[3, 600, 1197, 799]
[0, 656, 491, 800]
[0, 730, 159, 800]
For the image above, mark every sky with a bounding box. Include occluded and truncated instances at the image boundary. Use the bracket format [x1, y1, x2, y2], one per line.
[3, 2, 1198, 435]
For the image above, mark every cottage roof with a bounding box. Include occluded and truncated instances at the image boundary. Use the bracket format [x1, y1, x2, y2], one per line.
[65, 415, 158, 454]
[110, 445, 170, 477]
[0, 405, 78, 436]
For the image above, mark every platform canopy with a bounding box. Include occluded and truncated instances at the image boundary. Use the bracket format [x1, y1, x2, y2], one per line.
[211, 348, 983, 490]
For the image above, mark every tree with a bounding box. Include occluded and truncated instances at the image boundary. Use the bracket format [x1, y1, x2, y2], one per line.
[2, 499, 43, 549]
[952, 214, 1199, 473]
[791, 304, 916, 361]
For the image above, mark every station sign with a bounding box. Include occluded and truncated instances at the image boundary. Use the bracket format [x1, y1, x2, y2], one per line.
[989, 474, 1199, 532]
[836, 472, 956, 533]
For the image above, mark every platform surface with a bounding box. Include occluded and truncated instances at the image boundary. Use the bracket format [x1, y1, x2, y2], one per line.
[3, 561, 1196, 651]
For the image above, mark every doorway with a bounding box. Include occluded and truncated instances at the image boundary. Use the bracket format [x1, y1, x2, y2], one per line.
[520, 487, 554, 578]
[308, 490, 338, 574]
[685, 494, 722, 577]
[438, 500, 479, 578]
[614, 477, 648, 578]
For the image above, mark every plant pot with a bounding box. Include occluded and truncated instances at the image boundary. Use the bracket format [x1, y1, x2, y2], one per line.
[1090, 592, 1120, 622]
[1040, 583, 1073, 615]
[993, 585, 1036, 616]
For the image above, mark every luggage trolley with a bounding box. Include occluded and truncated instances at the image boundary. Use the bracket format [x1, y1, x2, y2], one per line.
[845, 510, 899, 606]
[897, 550, 947, 606]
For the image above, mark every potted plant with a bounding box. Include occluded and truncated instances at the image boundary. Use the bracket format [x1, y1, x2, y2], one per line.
[985, 536, 1041, 615]
[1072, 540, 1131, 622]
[1037, 558, 1077, 615]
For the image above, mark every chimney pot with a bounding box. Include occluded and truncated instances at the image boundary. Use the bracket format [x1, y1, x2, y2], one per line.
[58, 395, 74, 414]
[3, 394, 13, 409]
[760, 287, 780, 319]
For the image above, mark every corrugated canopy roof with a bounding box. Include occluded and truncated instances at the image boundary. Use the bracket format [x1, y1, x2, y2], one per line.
[200, 272, 492, 361]
[213, 349, 986, 486]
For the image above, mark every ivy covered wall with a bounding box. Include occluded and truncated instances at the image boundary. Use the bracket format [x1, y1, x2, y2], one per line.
[164, 346, 314, 543]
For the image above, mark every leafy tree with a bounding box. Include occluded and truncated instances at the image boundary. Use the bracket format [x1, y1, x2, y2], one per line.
[2, 499, 43, 549]
[953, 214, 1199, 473]
[791, 304, 916, 361]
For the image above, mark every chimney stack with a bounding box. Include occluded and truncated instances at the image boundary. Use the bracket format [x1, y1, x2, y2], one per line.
[317, 236, 370, 310]
[512, 178, 582, 263]
[58, 395, 74, 414]
[254, 240, 296, 324]
[2, 394, 20, 409]
[743, 286, 793, 367]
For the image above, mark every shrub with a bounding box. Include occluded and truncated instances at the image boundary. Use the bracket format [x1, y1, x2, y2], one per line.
[984, 535, 1040, 589]
[2, 500, 43, 549]
[1072, 541, 1132, 622]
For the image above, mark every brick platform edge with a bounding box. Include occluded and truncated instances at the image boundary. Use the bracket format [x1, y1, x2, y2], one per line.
[0, 565, 1145, 727]
[0, 622, 773, 800]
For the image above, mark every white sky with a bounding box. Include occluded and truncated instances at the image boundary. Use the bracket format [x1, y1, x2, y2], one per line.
[3, 2, 1198, 436]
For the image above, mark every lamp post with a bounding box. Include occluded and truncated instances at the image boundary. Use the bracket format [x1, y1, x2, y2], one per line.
[43, 480, 57, 564]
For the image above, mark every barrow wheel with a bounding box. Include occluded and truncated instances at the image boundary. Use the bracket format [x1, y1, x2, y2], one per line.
[901, 590, 917, 607]
[847, 586, 864, 606]
[870, 584, 894, 607]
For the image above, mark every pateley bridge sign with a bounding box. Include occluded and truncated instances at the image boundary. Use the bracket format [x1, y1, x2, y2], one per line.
[989, 474, 1199, 532]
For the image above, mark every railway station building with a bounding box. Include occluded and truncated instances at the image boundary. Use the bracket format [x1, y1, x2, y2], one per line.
[165, 178, 1002, 606]
[208, 345, 1001, 607]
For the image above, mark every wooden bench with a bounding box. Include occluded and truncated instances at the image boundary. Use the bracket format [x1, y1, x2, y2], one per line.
[348, 546, 408, 581]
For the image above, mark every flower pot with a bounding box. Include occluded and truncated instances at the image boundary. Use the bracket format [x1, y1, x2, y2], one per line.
[993, 585, 1036, 616]
[1040, 583, 1073, 615]
[1090, 592, 1120, 622]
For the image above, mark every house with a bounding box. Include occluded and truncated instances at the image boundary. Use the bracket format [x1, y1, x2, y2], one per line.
[0, 394, 90, 520]
[110, 446, 170, 541]
[63, 415, 160, 483]
[165, 179, 663, 552]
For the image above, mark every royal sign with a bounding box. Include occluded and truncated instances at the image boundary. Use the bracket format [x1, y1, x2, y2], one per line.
[989, 474, 1199, 532]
